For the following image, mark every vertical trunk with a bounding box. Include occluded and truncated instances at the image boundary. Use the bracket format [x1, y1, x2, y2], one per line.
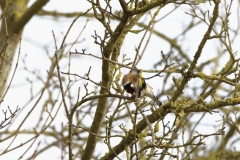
[0, 0, 28, 99]
[0, 0, 49, 100]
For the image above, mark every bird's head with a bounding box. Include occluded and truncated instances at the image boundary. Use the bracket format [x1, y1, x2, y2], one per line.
[123, 82, 135, 94]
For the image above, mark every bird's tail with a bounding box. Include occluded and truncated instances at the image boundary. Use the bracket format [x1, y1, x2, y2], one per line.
[142, 84, 162, 106]
[152, 95, 162, 106]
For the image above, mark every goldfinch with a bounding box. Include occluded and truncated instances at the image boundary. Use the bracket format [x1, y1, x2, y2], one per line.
[122, 70, 162, 106]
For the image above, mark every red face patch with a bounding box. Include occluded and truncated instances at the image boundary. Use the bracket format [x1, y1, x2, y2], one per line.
[128, 87, 135, 94]
[123, 83, 135, 94]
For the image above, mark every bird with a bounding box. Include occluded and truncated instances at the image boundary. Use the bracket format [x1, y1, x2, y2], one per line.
[121, 70, 162, 106]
